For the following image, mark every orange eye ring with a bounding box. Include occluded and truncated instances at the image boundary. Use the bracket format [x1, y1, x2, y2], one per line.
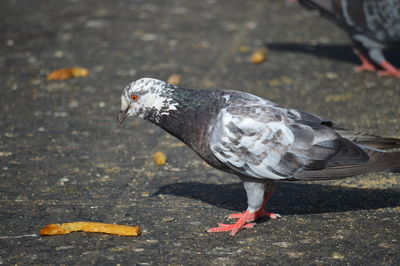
[130, 94, 140, 101]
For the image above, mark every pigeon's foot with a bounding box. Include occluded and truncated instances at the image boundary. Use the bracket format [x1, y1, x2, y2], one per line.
[208, 182, 278, 235]
[207, 210, 258, 236]
[207, 208, 280, 236]
[378, 61, 400, 77]
[354, 63, 378, 72]
[353, 49, 378, 72]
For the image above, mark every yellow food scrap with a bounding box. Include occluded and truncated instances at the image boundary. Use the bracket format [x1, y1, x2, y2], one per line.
[47, 67, 90, 81]
[325, 93, 353, 103]
[251, 48, 268, 64]
[39, 222, 141, 236]
[70, 67, 90, 77]
[153, 151, 167, 166]
[167, 74, 182, 86]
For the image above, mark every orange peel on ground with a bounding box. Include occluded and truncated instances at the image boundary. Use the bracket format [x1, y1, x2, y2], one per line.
[47, 67, 90, 81]
[39, 222, 141, 236]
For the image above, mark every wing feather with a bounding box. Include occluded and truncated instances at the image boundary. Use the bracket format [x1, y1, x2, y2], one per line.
[209, 95, 369, 181]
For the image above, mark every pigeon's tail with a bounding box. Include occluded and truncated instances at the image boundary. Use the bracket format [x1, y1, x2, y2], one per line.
[368, 151, 400, 173]
[337, 130, 400, 150]
[297, 150, 400, 180]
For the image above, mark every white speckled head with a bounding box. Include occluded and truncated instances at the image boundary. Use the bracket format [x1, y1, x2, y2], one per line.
[117, 78, 179, 123]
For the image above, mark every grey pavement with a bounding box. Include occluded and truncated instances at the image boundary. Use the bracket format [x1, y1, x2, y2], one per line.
[1, 0, 400, 264]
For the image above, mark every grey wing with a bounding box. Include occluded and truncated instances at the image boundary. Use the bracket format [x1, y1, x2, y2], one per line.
[295, 109, 400, 150]
[209, 102, 368, 181]
[361, 0, 400, 42]
[342, 0, 400, 42]
[300, 0, 400, 42]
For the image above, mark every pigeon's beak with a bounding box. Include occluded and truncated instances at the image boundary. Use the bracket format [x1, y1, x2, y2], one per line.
[117, 108, 129, 124]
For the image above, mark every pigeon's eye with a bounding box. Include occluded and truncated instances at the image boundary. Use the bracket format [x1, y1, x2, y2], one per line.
[130, 94, 140, 101]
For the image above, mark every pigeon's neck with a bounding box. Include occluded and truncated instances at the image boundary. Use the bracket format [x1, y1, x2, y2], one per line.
[152, 87, 226, 151]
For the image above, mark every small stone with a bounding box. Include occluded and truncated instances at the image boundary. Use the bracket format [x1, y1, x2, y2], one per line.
[325, 72, 339, 79]
[4, 132, 16, 138]
[57, 177, 69, 186]
[332, 252, 345, 259]
[162, 217, 175, 222]
[168, 39, 178, 47]
[141, 33, 157, 41]
[272, 242, 292, 248]
[6, 39, 14, 46]
[246, 21, 257, 29]
[0, 152, 12, 157]
[54, 51, 64, 58]
[85, 19, 107, 28]
[145, 239, 159, 244]
[68, 99, 79, 108]
[54, 111, 68, 117]
[105, 167, 121, 174]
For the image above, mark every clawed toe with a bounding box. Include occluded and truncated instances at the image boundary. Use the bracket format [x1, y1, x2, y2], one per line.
[378, 70, 400, 77]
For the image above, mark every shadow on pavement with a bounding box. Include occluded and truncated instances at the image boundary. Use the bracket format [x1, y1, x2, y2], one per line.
[153, 181, 400, 215]
[267, 42, 400, 66]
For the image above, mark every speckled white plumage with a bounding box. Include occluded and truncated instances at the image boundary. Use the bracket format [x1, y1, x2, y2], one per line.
[121, 78, 179, 122]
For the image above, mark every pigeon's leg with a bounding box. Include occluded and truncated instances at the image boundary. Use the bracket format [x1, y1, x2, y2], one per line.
[378, 61, 400, 77]
[227, 183, 279, 219]
[353, 48, 378, 72]
[368, 48, 400, 77]
[207, 181, 277, 236]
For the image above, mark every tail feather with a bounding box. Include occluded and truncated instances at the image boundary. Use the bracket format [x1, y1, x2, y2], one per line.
[337, 130, 400, 150]
[297, 151, 400, 180]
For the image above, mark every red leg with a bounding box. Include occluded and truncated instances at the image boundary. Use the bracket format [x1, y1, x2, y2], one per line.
[227, 186, 280, 220]
[378, 61, 400, 77]
[353, 49, 378, 72]
[207, 186, 280, 236]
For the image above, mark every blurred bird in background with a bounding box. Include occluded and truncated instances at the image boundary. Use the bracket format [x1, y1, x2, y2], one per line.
[298, 0, 400, 77]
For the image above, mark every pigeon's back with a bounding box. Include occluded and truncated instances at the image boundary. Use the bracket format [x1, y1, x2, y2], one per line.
[300, 0, 400, 45]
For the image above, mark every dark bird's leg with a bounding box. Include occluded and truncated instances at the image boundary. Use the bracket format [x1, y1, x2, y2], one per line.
[378, 61, 400, 77]
[207, 181, 279, 236]
[368, 48, 400, 77]
[353, 48, 378, 72]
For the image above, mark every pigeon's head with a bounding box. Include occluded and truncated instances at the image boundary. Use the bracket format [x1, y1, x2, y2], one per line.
[117, 78, 179, 123]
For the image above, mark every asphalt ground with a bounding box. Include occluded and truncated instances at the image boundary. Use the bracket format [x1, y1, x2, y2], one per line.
[1, 0, 400, 264]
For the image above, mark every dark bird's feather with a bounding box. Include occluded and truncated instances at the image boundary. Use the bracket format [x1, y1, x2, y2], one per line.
[298, 0, 400, 76]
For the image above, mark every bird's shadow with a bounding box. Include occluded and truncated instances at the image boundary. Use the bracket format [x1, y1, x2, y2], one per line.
[153, 181, 400, 215]
[267, 42, 400, 66]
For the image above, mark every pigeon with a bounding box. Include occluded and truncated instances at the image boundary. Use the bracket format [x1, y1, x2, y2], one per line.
[117, 78, 400, 235]
[298, 0, 400, 77]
